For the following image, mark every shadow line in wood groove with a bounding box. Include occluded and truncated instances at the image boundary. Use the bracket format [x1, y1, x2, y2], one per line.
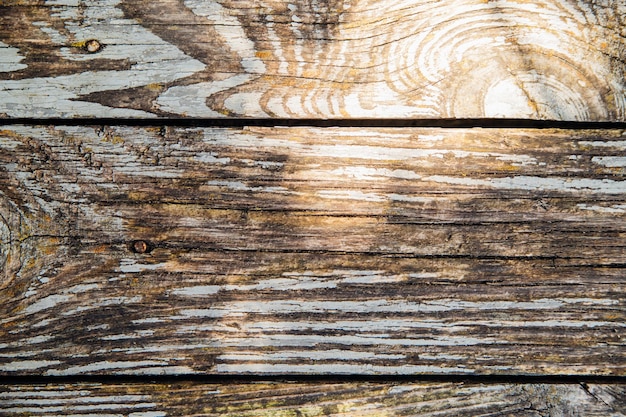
[3, 374, 626, 385]
[1, 118, 626, 129]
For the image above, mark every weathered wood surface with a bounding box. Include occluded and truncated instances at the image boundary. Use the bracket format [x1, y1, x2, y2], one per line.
[1, 382, 625, 416]
[1, 125, 624, 376]
[1, 0, 625, 120]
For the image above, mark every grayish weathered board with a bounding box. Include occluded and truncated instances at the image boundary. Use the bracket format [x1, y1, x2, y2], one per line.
[0, 382, 625, 416]
[0, 0, 625, 120]
[1, 125, 624, 376]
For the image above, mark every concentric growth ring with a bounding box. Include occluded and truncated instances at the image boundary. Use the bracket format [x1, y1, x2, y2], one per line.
[380, 0, 625, 120]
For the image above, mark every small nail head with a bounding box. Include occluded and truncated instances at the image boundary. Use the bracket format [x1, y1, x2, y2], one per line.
[132, 240, 149, 254]
[85, 39, 103, 53]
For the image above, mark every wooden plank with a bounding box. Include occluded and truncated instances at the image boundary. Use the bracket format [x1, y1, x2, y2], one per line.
[0, 125, 624, 376]
[1, 0, 624, 120]
[1, 382, 624, 416]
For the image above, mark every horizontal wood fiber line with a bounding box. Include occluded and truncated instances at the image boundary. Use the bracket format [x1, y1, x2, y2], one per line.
[1, 125, 624, 377]
[2, 254, 622, 375]
[1, 0, 624, 121]
[1, 382, 625, 417]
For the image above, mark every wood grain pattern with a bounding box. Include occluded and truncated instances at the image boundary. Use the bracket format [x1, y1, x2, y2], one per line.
[1, 0, 624, 120]
[1, 382, 625, 416]
[1, 125, 624, 376]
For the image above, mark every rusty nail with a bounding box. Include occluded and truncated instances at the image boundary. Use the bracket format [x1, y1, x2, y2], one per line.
[85, 39, 103, 53]
[131, 240, 150, 254]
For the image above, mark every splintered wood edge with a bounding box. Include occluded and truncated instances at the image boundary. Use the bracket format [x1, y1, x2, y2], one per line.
[0, 0, 624, 120]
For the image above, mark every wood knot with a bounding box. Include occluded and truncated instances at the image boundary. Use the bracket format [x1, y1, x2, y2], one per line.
[130, 240, 152, 254]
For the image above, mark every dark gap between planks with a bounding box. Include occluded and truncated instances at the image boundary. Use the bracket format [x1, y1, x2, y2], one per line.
[1, 118, 626, 129]
[4, 374, 626, 386]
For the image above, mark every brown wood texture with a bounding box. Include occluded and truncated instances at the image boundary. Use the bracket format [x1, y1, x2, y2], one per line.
[1, 382, 625, 416]
[1, 125, 624, 376]
[0, 0, 625, 120]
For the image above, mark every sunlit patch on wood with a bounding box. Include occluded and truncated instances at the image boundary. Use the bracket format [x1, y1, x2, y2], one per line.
[0, 125, 623, 377]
